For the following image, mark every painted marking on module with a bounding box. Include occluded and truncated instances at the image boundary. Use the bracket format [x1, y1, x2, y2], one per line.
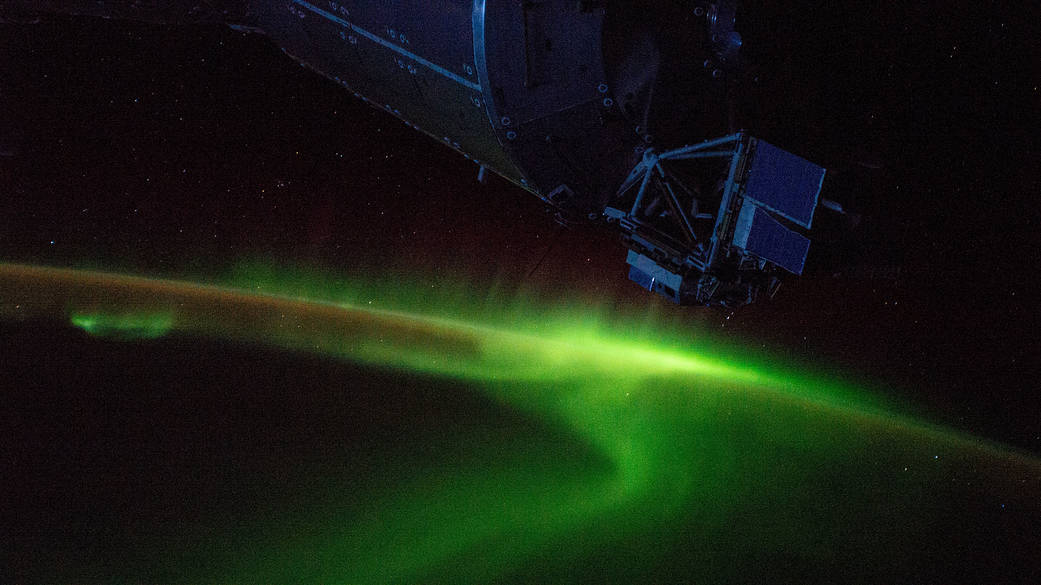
[289, 0, 482, 92]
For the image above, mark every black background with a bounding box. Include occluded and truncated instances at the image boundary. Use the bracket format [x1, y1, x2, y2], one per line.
[4, 4, 1038, 445]
[1, 4, 1039, 572]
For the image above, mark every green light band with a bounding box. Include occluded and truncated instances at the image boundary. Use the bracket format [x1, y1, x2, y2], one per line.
[1, 262, 1038, 584]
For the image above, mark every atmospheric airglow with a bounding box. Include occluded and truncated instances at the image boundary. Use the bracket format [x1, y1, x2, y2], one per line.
[2, 262, 1039, 584]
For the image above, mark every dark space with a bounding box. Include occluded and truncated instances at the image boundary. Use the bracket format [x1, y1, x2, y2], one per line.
[1, 1, 1039, 582]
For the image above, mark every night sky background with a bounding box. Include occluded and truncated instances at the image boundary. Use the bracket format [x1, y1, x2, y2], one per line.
[1, 1, 1040, 582]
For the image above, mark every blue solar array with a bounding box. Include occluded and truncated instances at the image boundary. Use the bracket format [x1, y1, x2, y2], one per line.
[733, 205, 812, 275]
[743, 140, 826, 229]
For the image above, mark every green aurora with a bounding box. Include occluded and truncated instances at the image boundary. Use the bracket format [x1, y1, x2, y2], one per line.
[70, 311, 174, 340]
[2, 262, 1039, 583]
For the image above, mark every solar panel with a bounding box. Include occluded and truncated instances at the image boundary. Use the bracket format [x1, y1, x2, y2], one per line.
[743, 140, 826, 229]
[733, 205, 812, 275]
